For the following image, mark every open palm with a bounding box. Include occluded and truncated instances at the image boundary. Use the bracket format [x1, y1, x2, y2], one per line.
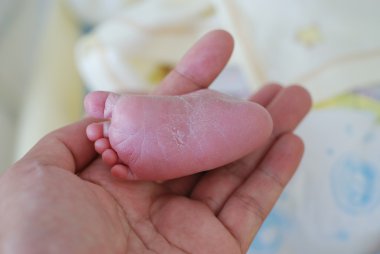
[0, 31, 311, 254]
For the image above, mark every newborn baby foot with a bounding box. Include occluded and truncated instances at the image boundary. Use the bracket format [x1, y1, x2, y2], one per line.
[84, 89, 273, 181]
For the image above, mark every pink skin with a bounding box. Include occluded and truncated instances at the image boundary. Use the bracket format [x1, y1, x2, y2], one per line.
[85, 89, 273, 181]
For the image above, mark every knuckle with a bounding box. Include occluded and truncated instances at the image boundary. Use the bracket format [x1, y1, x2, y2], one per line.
[232, 192, 267, 224]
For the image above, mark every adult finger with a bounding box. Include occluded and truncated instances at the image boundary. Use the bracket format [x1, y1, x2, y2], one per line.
[218, 133, 304, 252]
[249, 83, 283, 106]
[17, 118, 98, 173]
[153, 30, 234, 96]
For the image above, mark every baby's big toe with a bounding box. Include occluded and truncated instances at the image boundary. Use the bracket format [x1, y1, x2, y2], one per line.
[84, 91, 120, 119]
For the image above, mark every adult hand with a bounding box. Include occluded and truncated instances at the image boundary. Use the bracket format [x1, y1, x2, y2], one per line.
[0, 30, 311, 254]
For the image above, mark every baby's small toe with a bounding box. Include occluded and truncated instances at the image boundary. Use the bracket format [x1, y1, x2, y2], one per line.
[111, 164, 136, 180]
[102, 149, 118, 166]
[86, 123, 103, 141]
[95, 138, 111, 154]
[86, 122, 110, 141]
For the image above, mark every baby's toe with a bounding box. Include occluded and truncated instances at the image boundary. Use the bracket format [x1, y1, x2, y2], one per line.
[111, 164, 135, 180]
[86, 122, 110, 141]
[95, 138, 111, 154]
[102, 149, 118, 166]
[84, 91, 120, 119]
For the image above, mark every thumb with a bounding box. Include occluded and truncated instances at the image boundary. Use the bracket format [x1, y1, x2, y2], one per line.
[17, 118, 99, 173]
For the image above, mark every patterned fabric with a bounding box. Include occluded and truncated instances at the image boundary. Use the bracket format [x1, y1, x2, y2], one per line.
[251, 90, 380, 254]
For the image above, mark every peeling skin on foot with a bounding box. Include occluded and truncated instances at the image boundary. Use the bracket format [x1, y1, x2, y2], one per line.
[171, 127, 186, 148]
[85, 89, 273, 181]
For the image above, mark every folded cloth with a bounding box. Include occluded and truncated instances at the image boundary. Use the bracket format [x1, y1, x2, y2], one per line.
[67, 0, 132, 25]
[73, 0, 380, 102]
[74, 0, 220, 93]
[214, 0, 380, 102]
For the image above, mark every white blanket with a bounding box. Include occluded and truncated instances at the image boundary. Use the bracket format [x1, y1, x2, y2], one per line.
[73, 0, 380, 103]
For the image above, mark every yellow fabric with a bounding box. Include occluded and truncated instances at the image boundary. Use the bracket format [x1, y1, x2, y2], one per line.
[315, 93, 380, 121]
[14, 0, 83, 160]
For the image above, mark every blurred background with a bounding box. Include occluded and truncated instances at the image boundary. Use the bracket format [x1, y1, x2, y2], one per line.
[1, 0, 380, 253]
